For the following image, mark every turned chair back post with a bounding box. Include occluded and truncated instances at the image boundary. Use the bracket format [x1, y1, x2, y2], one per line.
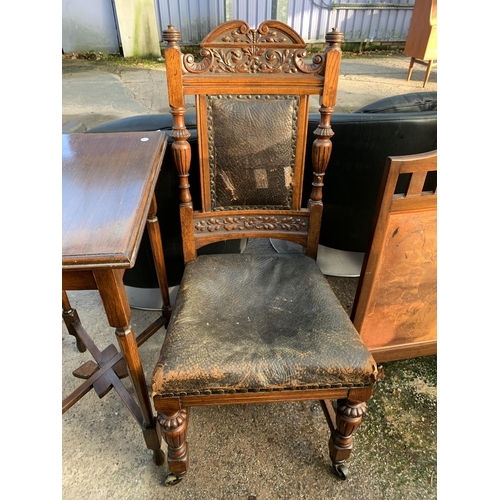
[308, 28, 343, 259]
[163, 25, 197, 263]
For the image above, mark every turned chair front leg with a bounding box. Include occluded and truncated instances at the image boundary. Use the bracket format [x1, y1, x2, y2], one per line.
[328, 399, 368, 480]
[157, 407, 190, 485]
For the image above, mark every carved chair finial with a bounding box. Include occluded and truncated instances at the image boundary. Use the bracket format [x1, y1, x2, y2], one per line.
[325, 27, 344, 50]
[163, 25, 181, 46]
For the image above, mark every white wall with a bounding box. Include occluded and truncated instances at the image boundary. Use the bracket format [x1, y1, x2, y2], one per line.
[62, 0, 120, 54]
[114, 0, 161, 57]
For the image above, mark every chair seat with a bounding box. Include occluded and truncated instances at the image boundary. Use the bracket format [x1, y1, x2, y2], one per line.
[152, 253, 376, 398]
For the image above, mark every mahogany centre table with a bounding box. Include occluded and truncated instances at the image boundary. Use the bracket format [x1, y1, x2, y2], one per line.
[62, 132, 171, 464]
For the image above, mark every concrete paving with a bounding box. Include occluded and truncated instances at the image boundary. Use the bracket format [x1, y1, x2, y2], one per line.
[62, 52, 437, 499]
[63, 52, 436, 130]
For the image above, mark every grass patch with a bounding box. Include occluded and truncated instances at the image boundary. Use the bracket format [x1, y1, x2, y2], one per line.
[62, 41, 406, 69]
[62, 51, 166, 69]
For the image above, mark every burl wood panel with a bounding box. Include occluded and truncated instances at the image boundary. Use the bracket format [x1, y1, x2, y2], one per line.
[357, 209, 436, 350]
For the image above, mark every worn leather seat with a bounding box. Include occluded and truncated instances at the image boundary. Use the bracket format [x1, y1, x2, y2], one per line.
[152, 254, 376, 398]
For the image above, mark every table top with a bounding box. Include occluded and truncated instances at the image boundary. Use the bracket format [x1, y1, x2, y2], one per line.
[62, 132, 167, 270]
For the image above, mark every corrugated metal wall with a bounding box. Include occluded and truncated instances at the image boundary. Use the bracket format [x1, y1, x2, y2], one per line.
[155, 0, 226, 44]
[230, 0, 273, 26]
[287, 0, 414, 43]
[155, 0, 415, 45]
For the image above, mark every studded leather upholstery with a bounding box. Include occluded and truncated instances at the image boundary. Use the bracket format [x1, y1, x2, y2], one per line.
[208, 96, 298, 210]
[152, 253, 377, 398]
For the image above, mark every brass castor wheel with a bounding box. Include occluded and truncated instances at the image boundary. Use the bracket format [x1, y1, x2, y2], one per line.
[165, 473, 183, 486]
[333, 463, 349, 480]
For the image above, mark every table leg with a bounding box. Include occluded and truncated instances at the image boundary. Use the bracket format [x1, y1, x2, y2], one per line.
[62, 291, 87, 353]
[93, 268, 165, 465]
[147, 194, 171, 320]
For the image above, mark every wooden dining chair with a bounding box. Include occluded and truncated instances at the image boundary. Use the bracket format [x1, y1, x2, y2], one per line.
[151, 20, 378, 485]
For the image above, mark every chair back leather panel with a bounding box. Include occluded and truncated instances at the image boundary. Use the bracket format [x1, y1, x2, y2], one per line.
[208, 95, 298, 210]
